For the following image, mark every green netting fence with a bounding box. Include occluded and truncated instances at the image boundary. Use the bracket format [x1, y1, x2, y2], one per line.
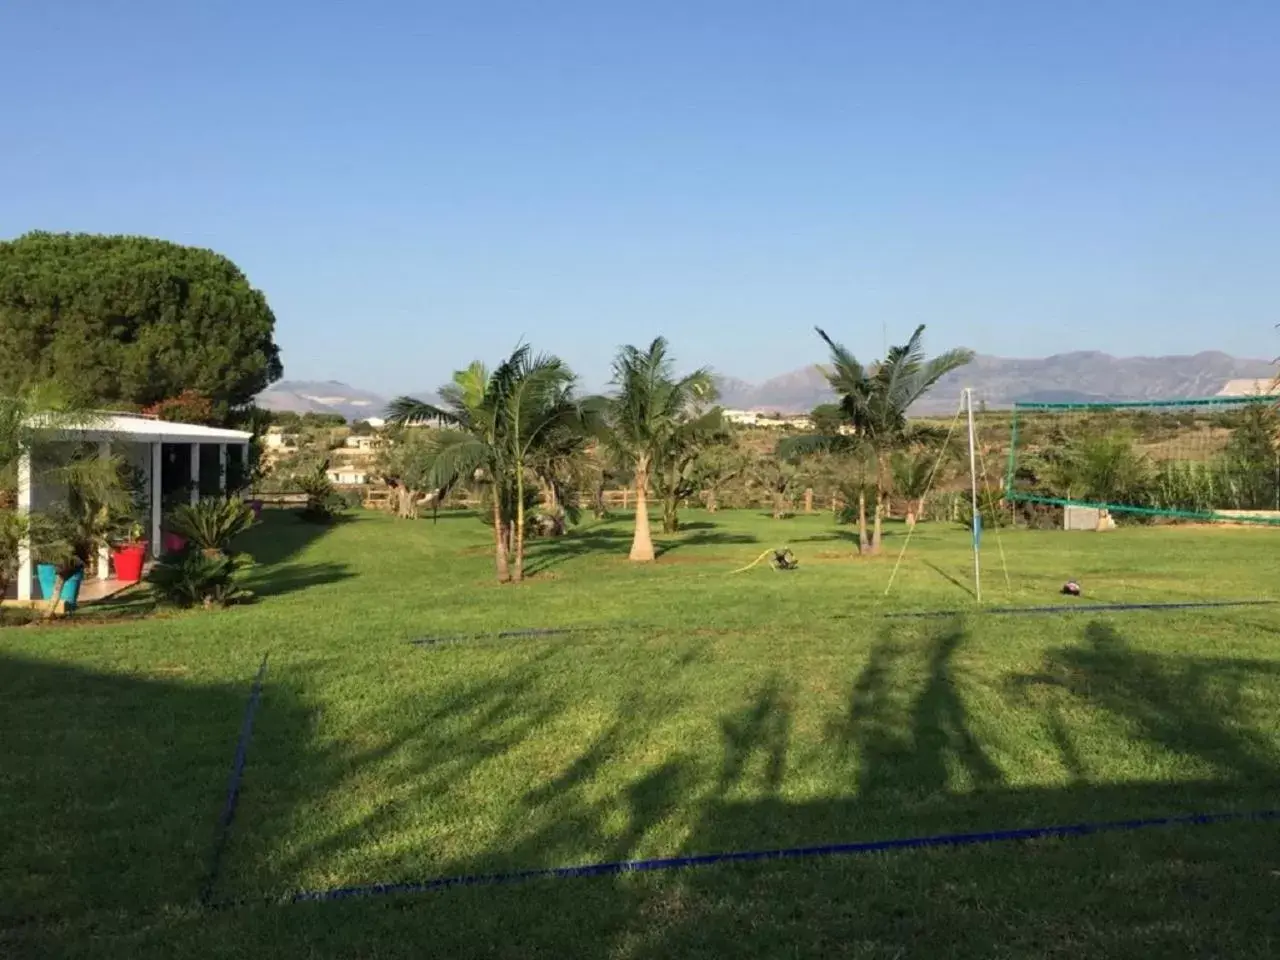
[1003, 395, 1280, 525]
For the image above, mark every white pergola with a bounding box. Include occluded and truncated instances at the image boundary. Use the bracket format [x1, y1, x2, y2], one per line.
[15, 414, 251, 602]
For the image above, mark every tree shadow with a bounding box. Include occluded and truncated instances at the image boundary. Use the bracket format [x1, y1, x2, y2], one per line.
[243, 562, 355, 600]
[15, 617, 1280, 957]
[0, 654, 298, 928]
[239, 512, 346, 568]
[655, 530, 758, 557]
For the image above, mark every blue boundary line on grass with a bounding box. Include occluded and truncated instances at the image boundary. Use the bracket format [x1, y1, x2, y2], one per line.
[882, 599, 1277, 619]
[200, 653, 269, 906]
[276, 807, 1280, 905]
[409, 621, 652, 647]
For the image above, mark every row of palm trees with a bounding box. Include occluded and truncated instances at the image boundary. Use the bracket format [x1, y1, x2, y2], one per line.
[387, 327, 972, 583]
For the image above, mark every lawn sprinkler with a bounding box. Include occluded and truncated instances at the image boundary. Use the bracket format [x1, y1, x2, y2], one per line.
[770, 548, 799, 571]
[730, 547, 798, 574]
[1061, 580, 1081, 597]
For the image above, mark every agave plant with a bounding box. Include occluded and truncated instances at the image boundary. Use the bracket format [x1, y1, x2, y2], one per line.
[165, 497, 255, 555]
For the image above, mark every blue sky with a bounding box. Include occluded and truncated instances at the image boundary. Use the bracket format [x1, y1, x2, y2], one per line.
[3, 1, 1278, 394]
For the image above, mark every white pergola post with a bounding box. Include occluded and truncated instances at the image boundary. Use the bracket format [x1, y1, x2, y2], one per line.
[151, 442, 163, 558]
[98, 440, 111, 581]
[189, 443, 200, 505]
[218, 443, 228, 493]
[16, 450, 32, 602]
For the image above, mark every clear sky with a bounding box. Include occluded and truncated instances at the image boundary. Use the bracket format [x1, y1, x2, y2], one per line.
[3, 1, 1278, 394]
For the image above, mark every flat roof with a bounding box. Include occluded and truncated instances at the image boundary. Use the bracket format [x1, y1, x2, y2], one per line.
[28, 413, 251, 444]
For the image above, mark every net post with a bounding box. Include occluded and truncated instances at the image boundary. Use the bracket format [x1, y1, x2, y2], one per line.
[966, 388, 982, 604]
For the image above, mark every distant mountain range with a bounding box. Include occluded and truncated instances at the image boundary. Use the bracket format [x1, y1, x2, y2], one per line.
[253, 381, 390, 420]
[257, 351, 1275, 420]
[716, 350, 1276, 414]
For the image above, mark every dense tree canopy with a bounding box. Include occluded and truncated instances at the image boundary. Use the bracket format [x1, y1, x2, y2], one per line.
[0, 232, 282, 411]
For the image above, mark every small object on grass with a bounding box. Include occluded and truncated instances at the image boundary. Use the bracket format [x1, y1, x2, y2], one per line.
[770, 548, 798, 571]
[1061, 580, 1081, 596]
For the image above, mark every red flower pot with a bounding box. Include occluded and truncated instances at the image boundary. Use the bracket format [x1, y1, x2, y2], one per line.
[112, 542, 149, 583]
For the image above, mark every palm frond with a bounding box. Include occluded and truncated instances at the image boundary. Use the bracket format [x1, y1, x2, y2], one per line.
[386, 396, 461, 427]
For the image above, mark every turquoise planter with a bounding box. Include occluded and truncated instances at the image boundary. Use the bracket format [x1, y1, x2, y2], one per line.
[36, 564, 84, 612]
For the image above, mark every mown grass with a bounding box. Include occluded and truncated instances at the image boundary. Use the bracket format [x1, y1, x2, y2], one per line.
[2, 508, 1279, 958]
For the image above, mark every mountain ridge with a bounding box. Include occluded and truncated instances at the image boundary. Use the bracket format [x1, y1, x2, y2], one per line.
[256, 351, 1275, 420]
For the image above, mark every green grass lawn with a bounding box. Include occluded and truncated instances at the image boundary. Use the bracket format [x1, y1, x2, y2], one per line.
[3, 508, 1279, 958]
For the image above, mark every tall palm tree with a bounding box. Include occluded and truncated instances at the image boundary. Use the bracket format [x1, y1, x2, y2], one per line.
[780, 325, 973, 553]
[387, 345, 581, 583]
[603, 338, 717, 561]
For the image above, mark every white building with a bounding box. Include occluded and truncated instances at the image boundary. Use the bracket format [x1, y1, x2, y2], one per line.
[327, 467, 368, 486]
[9, 414, 251, 603]
[722, 409, 814, 430]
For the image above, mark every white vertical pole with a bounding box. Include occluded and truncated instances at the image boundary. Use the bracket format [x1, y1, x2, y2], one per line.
[966, 388, 982, 604]
[98, 440, 112, 581]
[151, 442, 163, 558]
[16, 450, 32, 602]
[218, 443, 228, 493]
[189, 443, 200, 505]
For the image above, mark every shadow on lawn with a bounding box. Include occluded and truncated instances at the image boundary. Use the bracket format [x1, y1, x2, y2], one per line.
[15, 619, 1280, 957]
[523, 520, 757, 575]
[236, 512, 355, 599]
[0, 654, 299, 930]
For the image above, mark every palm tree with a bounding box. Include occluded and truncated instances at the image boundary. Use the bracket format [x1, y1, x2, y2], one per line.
[781, 325, 973, 553]
[387, 345, 582, 583]
[602, 338, 717, 561]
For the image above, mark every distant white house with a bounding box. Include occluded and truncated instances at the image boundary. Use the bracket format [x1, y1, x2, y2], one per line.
[262, 426, 298, 450]
[344, 435, 377, 452]
[359, 417, 387, 429]
[327, 467, 368, 486]
[722, 409, 814, 430]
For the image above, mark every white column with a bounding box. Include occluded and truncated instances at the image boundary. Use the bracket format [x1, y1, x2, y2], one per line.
[16, 450, 32, 602]
[151, 442, 163, 558]
[189, 443, 200, 505]
[218, 443, 228, 493]
[98, 440, 111, 581]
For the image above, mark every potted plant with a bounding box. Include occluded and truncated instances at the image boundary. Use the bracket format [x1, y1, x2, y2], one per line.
[31, 507, 91, 616]
[109, 467, 150, 582]
[110, 520, 149, 583]
[34, 451, 132, 616]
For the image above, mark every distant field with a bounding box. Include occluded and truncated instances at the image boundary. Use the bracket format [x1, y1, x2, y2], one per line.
[3, 510, 1279, 958]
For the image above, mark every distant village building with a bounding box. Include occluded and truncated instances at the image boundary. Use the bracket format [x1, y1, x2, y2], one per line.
[262, 426, 298, 450]
[722, 409, 814, 430]
[327, 466, 369, 486]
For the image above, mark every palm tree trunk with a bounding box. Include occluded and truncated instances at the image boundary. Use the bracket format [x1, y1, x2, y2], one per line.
[629, 463, 656, 562]
[593, 480, 607, 520]
[872, 494, 884, 552]
[871, 453, 888, 554]
[773, 491, 784, 519]
[43, 572, 65, 620]
[663, 492, 679, 533]
[491, 495, 510, 582]
[858, 490, 869, 553]
[706, 488, 718, 513]
[514, 468, 526, 583]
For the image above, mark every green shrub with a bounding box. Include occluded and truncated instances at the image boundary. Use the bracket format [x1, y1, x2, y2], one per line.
[146, 548, 254, 609]
[295, 462, 348, 523]
[166, 497, 255, 552]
